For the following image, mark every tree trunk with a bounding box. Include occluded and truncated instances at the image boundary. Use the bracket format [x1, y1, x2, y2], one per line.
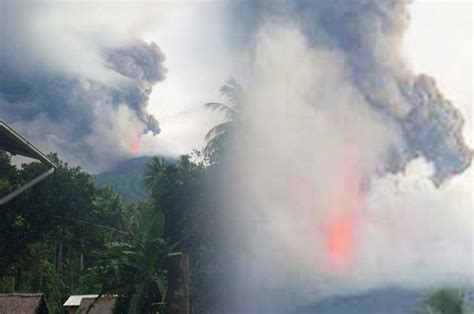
[80, 253, 84, 271]
[58, 242, 63, 275]
[165, 252, 189, 314]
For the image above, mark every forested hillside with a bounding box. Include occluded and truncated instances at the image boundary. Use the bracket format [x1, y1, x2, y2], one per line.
[94, 156, 152, 203]
[94, 156, 179, 203]
[297, 288, 421, 314]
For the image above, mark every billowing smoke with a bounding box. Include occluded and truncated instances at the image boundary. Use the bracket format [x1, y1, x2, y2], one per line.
[256, 0, 472, 183]
[0, 1, 168, 171]
[221, 0, 473, 311]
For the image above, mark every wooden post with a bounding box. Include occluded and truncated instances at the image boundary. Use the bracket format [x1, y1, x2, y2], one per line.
[166, 252, 189, 314]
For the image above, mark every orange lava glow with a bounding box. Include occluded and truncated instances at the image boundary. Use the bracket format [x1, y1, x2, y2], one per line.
[130, 138, 140, 153]
[323, 152, 363, 273]
[326, 212, 355, 270]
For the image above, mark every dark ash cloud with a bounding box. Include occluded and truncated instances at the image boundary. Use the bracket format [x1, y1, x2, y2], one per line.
[0, 1, 167, 171]
[246, 0, 472, 183]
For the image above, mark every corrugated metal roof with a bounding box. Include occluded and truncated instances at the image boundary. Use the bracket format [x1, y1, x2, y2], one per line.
[63, 295, 99, 307]
[0, 120, 57, 205]
[77, 296, 116, 314]
[0, 120, 55, 167]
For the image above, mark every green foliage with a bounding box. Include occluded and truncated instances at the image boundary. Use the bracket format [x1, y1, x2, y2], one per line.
[417, 288, 472, 314]
[144, 155, 206, 243]
[1, 154, 93, 274]
[88, 206, 170, 313]
[143, 153, 226, 313]
[143, 157, 164, 193]
[11, 243, 63, 313]
[94, 156, 153, 203]
[1, 124, 235, 314]
[0, 153, 137, 312]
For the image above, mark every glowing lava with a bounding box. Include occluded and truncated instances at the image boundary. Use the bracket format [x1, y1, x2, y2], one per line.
[326, 212, 355, 271]
[130, 137, 140, 153]
[323, 152, 363, 273]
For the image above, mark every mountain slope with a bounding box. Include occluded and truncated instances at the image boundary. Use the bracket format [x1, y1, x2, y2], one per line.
[94, 156, 152, 203]
[294, 288, 421, 314]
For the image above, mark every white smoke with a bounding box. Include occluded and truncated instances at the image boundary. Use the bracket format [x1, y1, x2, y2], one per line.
[358, 158, 473, 290]
[0, 1, 173, 171]
[2, 1, 171, 83]
[228, 13, 473, 312]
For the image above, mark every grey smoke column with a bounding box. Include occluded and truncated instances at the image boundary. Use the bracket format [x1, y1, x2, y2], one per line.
[108, 42, 166, 135]
[0, 1, 167, 171]
[250, 0, 472, 183]
[0, 42, 166, 170]
[108, 42, 167, 135]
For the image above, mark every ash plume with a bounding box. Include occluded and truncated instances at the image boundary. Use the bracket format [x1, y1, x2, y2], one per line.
[256, 0, 472, 184]
[221, 0, 473, 311]
[0, 1, 167, 171]
[107, 41, 167, 135]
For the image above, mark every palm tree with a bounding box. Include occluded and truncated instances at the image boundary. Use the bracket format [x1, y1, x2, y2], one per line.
[143, 156, 164, 193]
[94, 208, 170, 314]
[204, 77, 245, 164]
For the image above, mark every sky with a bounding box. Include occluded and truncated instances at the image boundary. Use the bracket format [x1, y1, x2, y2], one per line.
[403, 0, 473, 147]
[142, 3, 228, 156]
[140, 2, 239, 157]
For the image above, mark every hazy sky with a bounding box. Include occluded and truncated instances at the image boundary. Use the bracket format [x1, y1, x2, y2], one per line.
[142, 2, 239, 157]
[403, 0, 473, 146]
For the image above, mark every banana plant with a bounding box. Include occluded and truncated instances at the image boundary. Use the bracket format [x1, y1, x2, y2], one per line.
[91, 207, 171, 314]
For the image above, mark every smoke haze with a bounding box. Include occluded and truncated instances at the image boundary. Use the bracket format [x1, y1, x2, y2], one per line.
[0, 1, 169, 171]
[220, 0, 473, 311]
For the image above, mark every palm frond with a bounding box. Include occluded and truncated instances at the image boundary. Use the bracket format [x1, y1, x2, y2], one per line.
[204, 121, 233, 142]
[204, 102, 238, 120]
[203, 77, 244, 163]
[219, 76, 244, 106]
[143, 157, 163, 191]
[203, 121, 233, 160]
